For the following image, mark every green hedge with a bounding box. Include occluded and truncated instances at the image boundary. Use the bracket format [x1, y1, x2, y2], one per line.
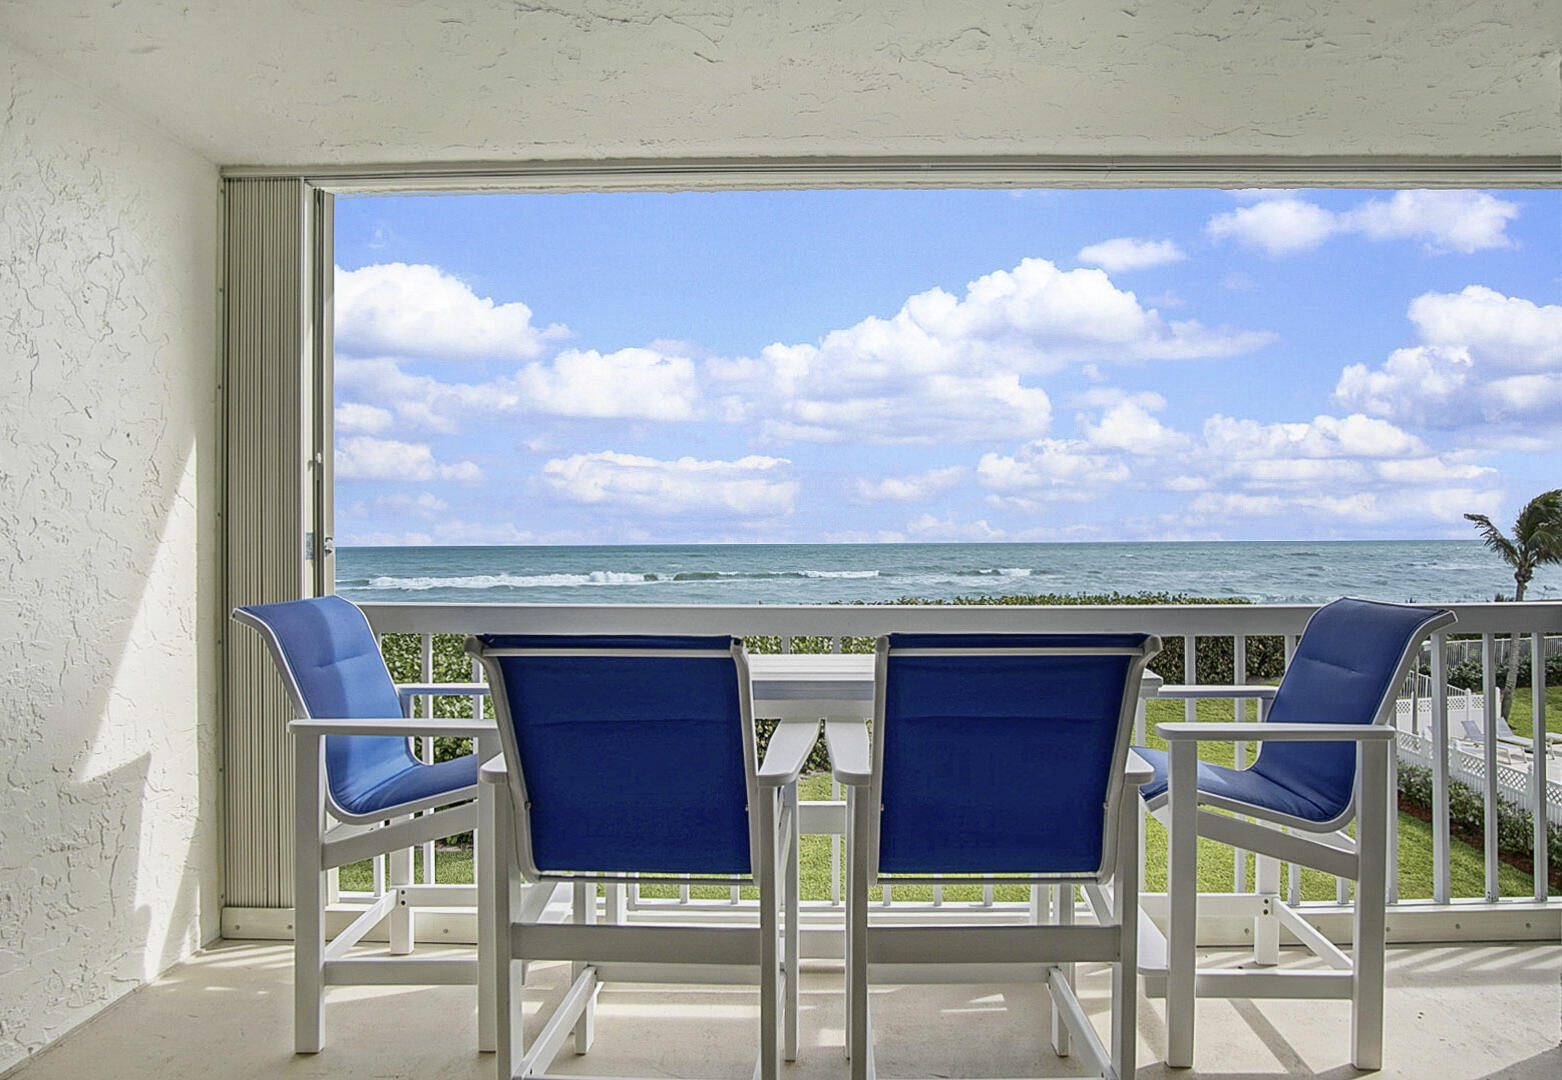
[842, 591, 1286, 685]
[1397, 763, 1560, 889]
[1446, 649, 1562, 693]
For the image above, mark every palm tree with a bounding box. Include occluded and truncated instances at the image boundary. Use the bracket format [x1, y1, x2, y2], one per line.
[1465, 488, 1562, 721]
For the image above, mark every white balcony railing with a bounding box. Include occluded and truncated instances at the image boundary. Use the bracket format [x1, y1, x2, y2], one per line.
[360, 600, 1561, 947]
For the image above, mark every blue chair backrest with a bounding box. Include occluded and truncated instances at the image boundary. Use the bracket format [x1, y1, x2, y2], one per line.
[233, 596, 419, 816]
[1254, 598, 1454, 822]
[473, 635, 753, 877]
[876, 632, 1158, 879]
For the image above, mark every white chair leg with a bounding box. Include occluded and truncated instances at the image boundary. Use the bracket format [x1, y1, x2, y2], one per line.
[1112, 795, 1140, 1080]
[1166, 742, 1200, 1069]
[757, 790, 780, 1080]
[477, 763, 498, 1054]
[293, 732, 326, 1054]
[572, 881, 596, 1055]
[390, 820, 414, 956]
[489, 788, 525, 1080]
[1255, 853, 1281, 966]
[1353, 741, 1390, 1070]
[784, 785, 800, 1063]
[1049, 884, 1073, 1058]
[847, 787, 872, 1080]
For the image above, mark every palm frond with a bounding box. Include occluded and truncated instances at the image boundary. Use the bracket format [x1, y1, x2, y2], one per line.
[1464, 512, 1520, 567]
[1513, 489, 1562, 565]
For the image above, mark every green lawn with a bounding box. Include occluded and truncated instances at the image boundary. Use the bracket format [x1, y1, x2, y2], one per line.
[1499, 684, 1562, 740]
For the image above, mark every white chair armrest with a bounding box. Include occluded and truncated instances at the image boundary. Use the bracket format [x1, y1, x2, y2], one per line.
[288, 716, 494, 739]
[1157, 721, 1395, 743]
[478, 753, 507, 784]
[1157, 684, 1279, 700]
[757, 719, 818, 787]
[1125, 749, 1154, 787]
[824, 718, 872, 786]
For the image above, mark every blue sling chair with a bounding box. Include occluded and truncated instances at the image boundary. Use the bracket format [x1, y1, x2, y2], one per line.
[1134, 597, 1455, 1070]
[468, 634, 814, 1080]
[233, 596, 496, 1054]
[826, 632, 1163, 1080]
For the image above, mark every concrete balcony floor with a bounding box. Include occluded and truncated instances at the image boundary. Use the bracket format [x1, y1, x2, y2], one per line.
[8, 940, 1560, 1080]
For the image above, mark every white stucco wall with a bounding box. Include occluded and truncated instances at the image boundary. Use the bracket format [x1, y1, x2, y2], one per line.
[0, 1, 1558, 167]
[0, 37, 221, 1073]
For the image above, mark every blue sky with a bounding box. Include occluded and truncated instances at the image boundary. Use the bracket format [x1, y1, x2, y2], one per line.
[331, 187, 1561, 546]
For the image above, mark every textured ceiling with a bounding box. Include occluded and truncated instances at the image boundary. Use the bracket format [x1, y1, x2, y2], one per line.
[1, 1, 1558, 170]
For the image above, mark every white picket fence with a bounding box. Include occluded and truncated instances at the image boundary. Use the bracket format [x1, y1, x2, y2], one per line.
[1395, 697, 1562, 828]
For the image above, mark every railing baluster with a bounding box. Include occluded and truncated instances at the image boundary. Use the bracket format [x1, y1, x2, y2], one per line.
[1183, 635, 1197, 723]
[1431, 631, 1451, 905]
[1481, 634, 1499, 901]
[831, 778, 842, 905]
[1388, 712, 1401, 905]
[420, 633, 436, 886]
[1283, 633, 1301, 905]
[1233, 634, 1248, 891]
[1532, 631, 1550, 901]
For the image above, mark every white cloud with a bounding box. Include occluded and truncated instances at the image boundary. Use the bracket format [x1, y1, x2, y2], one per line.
[1408, 287, 1562, 372]
[1333, 286, 1562, 430]
[1186, 486, 1502, 527]
[1207, 191, 1520, 256]
[1346, 191, 1519, 254]
[904, 514, 1007, 541]
[976, 439, 1132, 502]
[335, 436, 482, 482]
[542, 451, 798, 516]
[515, 347, 701, 420]
[373, 491, 449, 518]
[1077, 237, 1186, 272]
[336, 263, 565, 361]
[1202, 413, 1428, 462]
[336, 344, 704, 430]
[854, 467, 966, 502]
[709, 257, 1270, 446]
[1076, 391, 1190, 454]
[1178, 413, 1500, 529]
[1334, 346, 1474, 428]
[335, 401, 394, 434]
[1207, 198, 1339, 255]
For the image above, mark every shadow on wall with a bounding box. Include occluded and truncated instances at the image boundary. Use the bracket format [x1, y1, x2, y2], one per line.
[0, 41, 222, 1067]
[1, 434, 222, 1062]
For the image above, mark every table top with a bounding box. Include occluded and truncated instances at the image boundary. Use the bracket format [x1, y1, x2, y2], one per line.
[746, 652, 1162, 708]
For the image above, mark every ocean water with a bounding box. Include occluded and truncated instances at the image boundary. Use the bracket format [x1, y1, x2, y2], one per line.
[335, 540, 1555, 606]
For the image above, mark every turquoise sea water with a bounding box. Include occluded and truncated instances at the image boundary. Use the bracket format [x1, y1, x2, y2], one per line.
[335, 540, 1555, 606]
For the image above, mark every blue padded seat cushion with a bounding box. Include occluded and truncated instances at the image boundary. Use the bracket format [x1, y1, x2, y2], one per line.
[477, 634, 750, 876]
[1134, 598, 1450, 825]
[878, 632, 1152, 876]
[333, 752, 481, 818]
[1132, 745, 1337, 822]
[239, 596, 474, 818]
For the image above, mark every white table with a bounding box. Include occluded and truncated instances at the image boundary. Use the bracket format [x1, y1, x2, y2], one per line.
[749, 650, 1162, 718]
